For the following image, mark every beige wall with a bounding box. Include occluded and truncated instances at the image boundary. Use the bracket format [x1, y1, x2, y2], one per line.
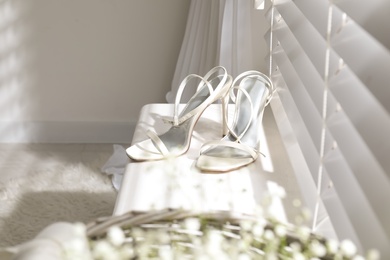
[0, 0, 190, 142]
[0, 0, 269, 143]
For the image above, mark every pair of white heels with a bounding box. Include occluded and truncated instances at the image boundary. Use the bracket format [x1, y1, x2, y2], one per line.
[126, 66, 274, 173]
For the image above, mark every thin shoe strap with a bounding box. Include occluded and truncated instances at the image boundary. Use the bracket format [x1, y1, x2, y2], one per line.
[173, 74, 213, 126]
[200, 140, 259, 159]
[146, 130, 170, 157]
[224, 85, 254, 142]
[172, 66, 230, 126]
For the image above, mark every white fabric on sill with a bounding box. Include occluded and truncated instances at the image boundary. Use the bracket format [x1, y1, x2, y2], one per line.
[101, 144, 129, 190]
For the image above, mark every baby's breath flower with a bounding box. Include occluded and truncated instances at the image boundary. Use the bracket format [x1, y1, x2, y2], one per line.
[290, 242, 302, 252]
[340, 239, 357, 257]
[207, 230, 223, 248]
[367, 249, 380, 260]
[297, 226, 311, 242]
[118, 245, 134, 259]
[352, 255, 365, 260]
[157, 231, 171, 244]
[264, 229, 275, 241]
[326, 238, 339, 254]
[92, 240, 116, 259]
[240, 220, 252, 231]
[265, 252, 278, 260]
[252, 222, 265, 237]
[63, 238, 91, 260]
[159, 245, 173, 260]
[107, 226, 125, 247]
[292, 251, 306, 260]
[301, 207, 312, 221]
[73, 222, 87, 236]
[293, 199, 302, 207]
[238, 253, 251, 260]
[274, 224, 287, 237]
[366, 249, 380, 260]
[185, 217, 201, 231]
[309, 239, 327, 257]
[131, 227, 144, 239]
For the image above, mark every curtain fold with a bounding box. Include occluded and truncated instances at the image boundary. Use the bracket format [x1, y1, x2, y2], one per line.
[166, 0, 256, 102]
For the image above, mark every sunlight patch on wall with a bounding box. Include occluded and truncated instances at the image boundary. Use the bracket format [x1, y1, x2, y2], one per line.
[0, 1, 30, 141]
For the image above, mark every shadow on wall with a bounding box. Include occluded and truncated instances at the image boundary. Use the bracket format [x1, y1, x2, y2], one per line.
[0, 191, 116, 247]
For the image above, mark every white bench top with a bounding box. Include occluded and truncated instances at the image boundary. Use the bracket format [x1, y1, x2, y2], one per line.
[113, 103, 303, 223]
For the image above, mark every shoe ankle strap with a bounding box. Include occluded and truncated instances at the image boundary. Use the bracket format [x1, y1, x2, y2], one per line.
[170, 66, 230, 126]
[224, 71, 274, 142]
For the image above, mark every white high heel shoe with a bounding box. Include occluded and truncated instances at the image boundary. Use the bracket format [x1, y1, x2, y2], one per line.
[126, 66, 232, 161]
[195, 70, 274, 172]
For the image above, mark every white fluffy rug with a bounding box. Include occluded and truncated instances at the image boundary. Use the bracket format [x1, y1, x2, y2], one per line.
[0, 157, 116, 247]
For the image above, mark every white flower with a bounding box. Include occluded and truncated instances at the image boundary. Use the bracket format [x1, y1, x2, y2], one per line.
[240, 220, 252, 231]
[63, 224, 91, 260]
[92, 240, 117, 259]
[159, 245, 173, 260]
[238, 253, 251, 260]
[292, 252, 306, 260]
[352, 255, 365, 260]
[296, 226, 311, 241]
[263, 229, 275, 241]
[290, 242, 302, 252]
[207, 230, 223, 247]
[301, 208, 312, 221]
[366, 249, 380, 260]
[185, 217, 201, 231]
[252, 222, 265, 237]
[73, 222, 87, 236]
[293, 199, 302, 207]
[107, 226, 125, 247]
[274, 224, 287, 237]
[309, 240, 326, 257]
[157, 231, 171, 244]
[340, 239, 357, 257]
[326, 238, 339, 254]
[118, 246, 135, 259]
[63, 237, 92, 260]
[265, 252, 278, 260]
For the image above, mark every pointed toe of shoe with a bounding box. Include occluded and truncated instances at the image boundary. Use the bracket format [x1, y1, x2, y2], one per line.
[126, 139, 165, 161]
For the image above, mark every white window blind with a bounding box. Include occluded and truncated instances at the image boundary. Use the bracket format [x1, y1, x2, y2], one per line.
[264, 0, 390, 257]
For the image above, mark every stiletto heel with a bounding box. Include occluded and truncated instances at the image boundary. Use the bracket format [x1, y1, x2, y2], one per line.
[126, 66, 232, 161]
[195, 70, 274, 172]
[221, 93, 230, 137]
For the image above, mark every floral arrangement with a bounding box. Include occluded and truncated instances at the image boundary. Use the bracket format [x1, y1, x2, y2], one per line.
[61, 191, 380, 260]
[59, 159, 380, 259]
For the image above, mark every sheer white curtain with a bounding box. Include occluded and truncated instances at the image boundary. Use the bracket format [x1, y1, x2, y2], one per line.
[265, 0, 390, 257]
[166, 0, 257, 103]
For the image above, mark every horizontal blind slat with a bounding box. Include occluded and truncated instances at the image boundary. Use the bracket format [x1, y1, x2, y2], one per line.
[273, 43, 324, 159]
[274, 1, 326, 76]
[330, 11, 390, 114]
[324, 150, 390, 255]
[330, 67, 390, 175]
[333, 0, 390, 50]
